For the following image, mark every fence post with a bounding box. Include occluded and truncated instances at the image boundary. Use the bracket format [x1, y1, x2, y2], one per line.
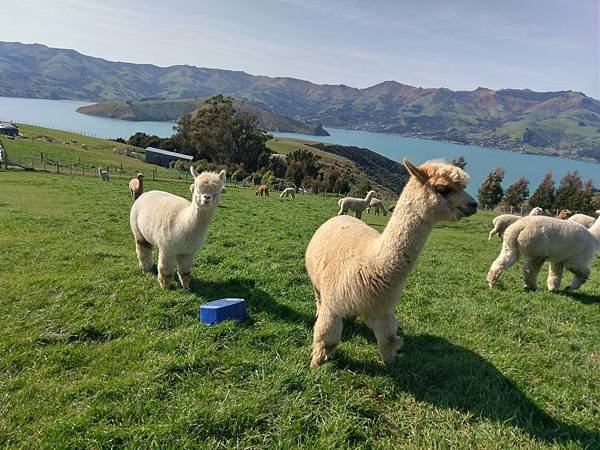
[153, 168, 156, 181]
[56, 161, 59, 174]
[120, 162, 123, 178]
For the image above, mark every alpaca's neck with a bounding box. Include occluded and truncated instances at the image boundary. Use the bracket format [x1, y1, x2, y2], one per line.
[186, 195, 217, 232]
[589, 216, 600, 242]
[364, 192, 374, 202]
[376, 181, 435, 281]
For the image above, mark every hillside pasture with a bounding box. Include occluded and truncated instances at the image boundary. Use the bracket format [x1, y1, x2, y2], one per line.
[0, 171, 598, 448]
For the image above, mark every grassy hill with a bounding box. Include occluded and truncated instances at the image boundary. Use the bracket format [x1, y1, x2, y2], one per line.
[77, 99, 330, 136]
[0, 171, 598, 448]
[2, 42, 600, 162]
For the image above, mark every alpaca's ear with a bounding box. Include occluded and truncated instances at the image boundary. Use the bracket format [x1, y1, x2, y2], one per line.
[219, 170, 226, 182]
[403, 159, 428, 184]
[190, 166, 199, 178]
[189, 183, 194, 193]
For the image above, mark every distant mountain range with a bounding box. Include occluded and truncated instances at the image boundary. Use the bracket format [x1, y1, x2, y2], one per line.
[76, 99, 329, 136]
[1, 41, 599, 162]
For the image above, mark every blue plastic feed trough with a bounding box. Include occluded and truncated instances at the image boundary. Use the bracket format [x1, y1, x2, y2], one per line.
[199, 298, 247, 325]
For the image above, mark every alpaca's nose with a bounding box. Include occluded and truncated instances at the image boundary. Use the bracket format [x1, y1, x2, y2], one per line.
[202, 194, 212, 202]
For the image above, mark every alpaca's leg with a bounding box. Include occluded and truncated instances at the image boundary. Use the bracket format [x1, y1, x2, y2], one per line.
[313, 285, 321, 317]
[310, 309, 343, 367]
[522, 257, 544, 290]
[338, 206, 345, 216]
[355, 209, 362, 219]
[135, 239, 153, 272]
[547, 262, 564, 291]
[487, 247, 519, 288]
[566, 265, 590, 290]
[487, 226, 497, 241]
[157, 251, 176, 289]
[366, 312, 403, 367]
[176, 254, 195, 290]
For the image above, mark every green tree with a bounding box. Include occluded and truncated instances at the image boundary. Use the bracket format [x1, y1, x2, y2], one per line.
[451, 156, 467, 169]
[554, 171, 583, 211]
[503, 177, 529, 207]
[578, 179, 596, 213]
[529, 171, 555, 210]
[351, 173, 372, 197]
[174, 94, 271, 170]
[478, 167, 505, 209]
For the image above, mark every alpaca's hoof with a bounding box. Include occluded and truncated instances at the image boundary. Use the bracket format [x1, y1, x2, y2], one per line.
[158, 274, 173, 289]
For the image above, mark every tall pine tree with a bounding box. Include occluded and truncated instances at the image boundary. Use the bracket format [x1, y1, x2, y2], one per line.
[503, 177, 529, 207]
[554, 171, 583, 211]
[529, 171, 555, 210]
[478, 167, 505, 209]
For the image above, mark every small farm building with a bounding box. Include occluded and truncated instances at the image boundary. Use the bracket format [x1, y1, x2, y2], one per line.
[145, 147, 193, 167]
[0, 123, 18, 137]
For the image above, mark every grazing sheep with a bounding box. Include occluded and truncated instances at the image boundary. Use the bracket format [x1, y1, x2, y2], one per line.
[488, 207, 543, 241]
[556, 209, 573, 220]
[568, 213, 597, 228]
[130, 168, 226, 290]
[305, 160, 477, 367]
[366, 198, 388, 216]
[256, 185, 269, 197]
[128, 173, 144, 201]
[98, 167, 109, 181]
[338, 190, 377, 219]
[487, 213, 600, 291]
[280, 187, 296, 199]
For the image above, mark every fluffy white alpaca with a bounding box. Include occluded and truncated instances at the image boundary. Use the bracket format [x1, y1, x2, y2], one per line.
[128, 173, 144, 200]
[487, 207, 543, 241]
[366, 198, 388, 216]
[568, 213, 597, 228]
[306, 160, 477, 367]
[280, 187, 296, 199]
[487, 213, 600, 291]
[338, 190, 377, 219]
[130, 168, 226, 289]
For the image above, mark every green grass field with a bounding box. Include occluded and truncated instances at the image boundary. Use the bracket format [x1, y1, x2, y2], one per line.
[1, 171, 598, 448]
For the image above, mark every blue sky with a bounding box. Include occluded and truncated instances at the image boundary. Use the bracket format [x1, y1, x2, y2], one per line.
[4, 0, 599, 98]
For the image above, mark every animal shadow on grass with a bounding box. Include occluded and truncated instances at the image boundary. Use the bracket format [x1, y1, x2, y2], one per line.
[188, 278, 315, 328]
[560, 290, 600, 304]
[334, 333, 599, 447]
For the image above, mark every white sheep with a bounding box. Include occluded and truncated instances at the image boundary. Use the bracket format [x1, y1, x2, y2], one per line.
[128, 173, 144, 200]
[98, 167, 109, 181]
[130, 168, 226, 290]
[366, 197, 387, 216]
[568, 213, 597, 228]
[306, 160, 477, 367]
[338, 190, 376, 219]
[487, 207, 543, 241]
[280, 187, 296, 199]
[487, 213, 600, 291]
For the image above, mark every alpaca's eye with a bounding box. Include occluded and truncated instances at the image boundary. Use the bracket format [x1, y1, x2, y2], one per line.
[437, 186, 451, 196]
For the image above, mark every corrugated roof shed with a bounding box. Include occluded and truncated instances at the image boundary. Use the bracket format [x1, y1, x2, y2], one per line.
[145, 147, 193, 160]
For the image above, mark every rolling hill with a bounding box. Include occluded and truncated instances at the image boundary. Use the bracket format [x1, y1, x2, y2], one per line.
[76, 99, 329, 136]
[1, 41, 599, 161]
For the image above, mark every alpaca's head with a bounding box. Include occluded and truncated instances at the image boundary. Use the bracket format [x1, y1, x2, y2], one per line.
[556, 209, 572, 220]
[190, 167, 226, 208]
[403, 159, 477, 221]
[136, 173, 144, 180]
[529, 207, 544, 216]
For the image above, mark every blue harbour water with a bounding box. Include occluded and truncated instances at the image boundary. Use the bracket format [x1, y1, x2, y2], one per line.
[0, 96, 597, 194]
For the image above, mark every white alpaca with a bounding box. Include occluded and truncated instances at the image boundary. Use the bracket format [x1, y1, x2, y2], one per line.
[306, 160, 477, 367]
[280, 187, 296, 199]
[128, 173, 144, 200]
[568, 213, 597, 228]
[130, 168, 226, 289]
[366, 198, 388, 216]
[487, 207, 543, 241]
[338, 190, 377, 219]
[487, 212, 600, 291]
[98, 167, 109, 181]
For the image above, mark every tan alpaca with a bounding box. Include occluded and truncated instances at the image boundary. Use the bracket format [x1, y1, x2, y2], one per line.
[128, 173, 144, 200]
[305, 160, 477, 367]
[256, 185, 269, 197]
[556, 209, 572, 220]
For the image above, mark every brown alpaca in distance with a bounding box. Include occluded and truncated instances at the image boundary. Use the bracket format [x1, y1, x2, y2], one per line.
[305, 160, 477, 367]
[129, 173, 144, 200]
[256, 185, 269, 196]
[556, 209, 572, 220]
